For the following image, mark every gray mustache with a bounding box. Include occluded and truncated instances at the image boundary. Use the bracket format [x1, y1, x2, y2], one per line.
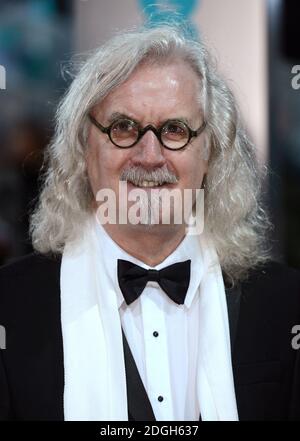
[120, 166, 178, 186]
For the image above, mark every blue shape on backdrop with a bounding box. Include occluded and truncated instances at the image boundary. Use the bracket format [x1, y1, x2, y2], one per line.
[139, 0, 198, 16]
[138, 0, 200, 40]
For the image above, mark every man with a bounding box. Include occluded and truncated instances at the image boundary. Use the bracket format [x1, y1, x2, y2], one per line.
[0, 25, 300, 421]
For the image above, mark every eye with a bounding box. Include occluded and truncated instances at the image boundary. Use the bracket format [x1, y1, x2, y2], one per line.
[111, 119, 136, 134]
[162, 121, 189, 140]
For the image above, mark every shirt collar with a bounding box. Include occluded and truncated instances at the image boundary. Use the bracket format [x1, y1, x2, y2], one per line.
[94, 215, 203, 310]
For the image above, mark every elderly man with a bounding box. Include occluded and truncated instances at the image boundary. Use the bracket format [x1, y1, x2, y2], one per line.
[0, 26, 300, 421]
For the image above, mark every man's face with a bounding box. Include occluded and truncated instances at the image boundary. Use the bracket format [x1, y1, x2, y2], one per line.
[86, 59, 208, 231]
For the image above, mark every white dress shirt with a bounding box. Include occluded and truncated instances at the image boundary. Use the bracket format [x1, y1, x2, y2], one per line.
[95, 222, 203, 421]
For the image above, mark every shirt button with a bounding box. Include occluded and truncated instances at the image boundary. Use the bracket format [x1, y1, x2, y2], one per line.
[153, 331, 159, 337]
[158, 396, 164, 402]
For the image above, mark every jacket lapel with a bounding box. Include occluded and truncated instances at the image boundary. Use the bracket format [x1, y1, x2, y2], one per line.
[122, 328, 156, 421]
[225, 283, 242, 356]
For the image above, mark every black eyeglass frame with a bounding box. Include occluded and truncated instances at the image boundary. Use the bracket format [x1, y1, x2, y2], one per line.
[88, 113, 206, 150]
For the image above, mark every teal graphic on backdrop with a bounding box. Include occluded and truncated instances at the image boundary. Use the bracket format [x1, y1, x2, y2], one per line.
[138, 0, 200, 39]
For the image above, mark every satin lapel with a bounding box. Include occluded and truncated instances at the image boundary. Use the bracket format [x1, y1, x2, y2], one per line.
[121, 328, 156, 421]
[225, 283, 242, 356]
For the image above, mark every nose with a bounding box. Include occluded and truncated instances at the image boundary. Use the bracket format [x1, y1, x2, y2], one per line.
[131, 129, 166, 169]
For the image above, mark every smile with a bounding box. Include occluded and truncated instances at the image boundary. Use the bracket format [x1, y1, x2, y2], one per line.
[127, 180, 169, 188]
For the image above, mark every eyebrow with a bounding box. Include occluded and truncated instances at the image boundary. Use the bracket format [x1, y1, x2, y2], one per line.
[107, 112, 196, 127]
[107, 112, 138, 124]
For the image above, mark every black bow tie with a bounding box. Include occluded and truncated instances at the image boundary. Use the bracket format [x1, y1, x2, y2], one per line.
[117, 259, 191, 306]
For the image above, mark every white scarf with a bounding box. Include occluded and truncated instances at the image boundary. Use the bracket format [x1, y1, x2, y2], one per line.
[60, 215, 239, 420]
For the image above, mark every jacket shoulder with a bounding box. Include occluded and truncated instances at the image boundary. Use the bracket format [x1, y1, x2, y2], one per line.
[242, 260, 300, 292]
[0, 252, 61, 289]
[0, 252, 61, 279]
[0, 252, 62, 322]
[238, 260, 300, 329]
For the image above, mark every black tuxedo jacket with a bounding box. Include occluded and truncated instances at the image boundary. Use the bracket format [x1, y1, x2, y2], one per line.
[0, 253, 300, 421]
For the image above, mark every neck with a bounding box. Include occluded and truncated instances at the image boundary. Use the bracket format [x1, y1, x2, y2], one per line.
[102, 223, 186, 267]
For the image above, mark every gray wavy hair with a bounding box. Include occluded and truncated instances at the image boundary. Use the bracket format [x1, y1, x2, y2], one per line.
[30, 25, 272, 285]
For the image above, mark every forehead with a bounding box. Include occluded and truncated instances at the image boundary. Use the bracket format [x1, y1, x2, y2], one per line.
[95, 60, 202, 121]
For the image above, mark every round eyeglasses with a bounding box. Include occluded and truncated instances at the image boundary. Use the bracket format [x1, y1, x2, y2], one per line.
[88, 114, 206, 150]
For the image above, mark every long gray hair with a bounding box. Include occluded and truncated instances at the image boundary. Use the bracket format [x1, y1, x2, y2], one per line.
[30, 25, 272, 285]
